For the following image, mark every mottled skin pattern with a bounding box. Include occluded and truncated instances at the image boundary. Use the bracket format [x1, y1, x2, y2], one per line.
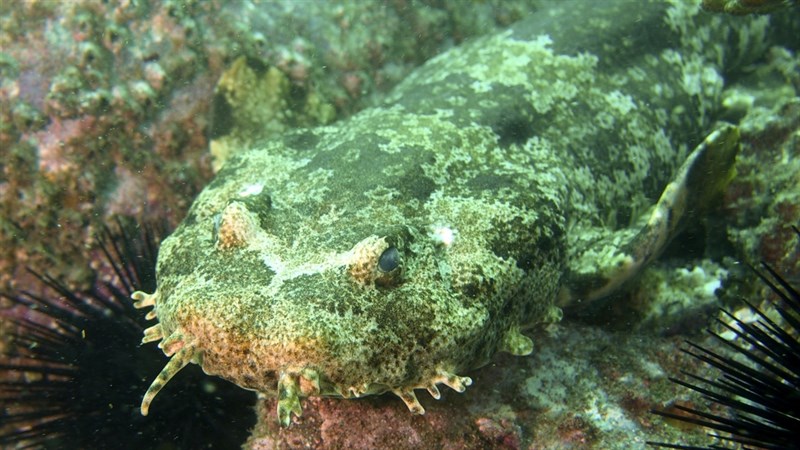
[132, 0, 786, 425]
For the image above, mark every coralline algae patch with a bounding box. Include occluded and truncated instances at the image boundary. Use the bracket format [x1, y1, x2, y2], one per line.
[702, 0, 798, 14]
[583, 259, 730, 335]
[631, 263, 727, 329]
[723, 50, 800, 276]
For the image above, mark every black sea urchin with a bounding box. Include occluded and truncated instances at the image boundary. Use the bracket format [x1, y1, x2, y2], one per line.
[0, 220, 255, 449]
[649, 226, 800, 450]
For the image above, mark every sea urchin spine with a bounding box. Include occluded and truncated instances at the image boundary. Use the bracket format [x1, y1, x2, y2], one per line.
[649, 225, 800, 449]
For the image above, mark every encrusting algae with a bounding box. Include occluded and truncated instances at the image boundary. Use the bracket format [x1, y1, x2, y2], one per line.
[131, 0, 799, 426]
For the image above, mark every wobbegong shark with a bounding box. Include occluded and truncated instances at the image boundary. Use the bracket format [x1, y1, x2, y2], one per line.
[131, 0, 796, 425]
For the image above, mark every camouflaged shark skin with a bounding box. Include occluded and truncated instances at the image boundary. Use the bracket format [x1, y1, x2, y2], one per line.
[132, 0, 794, 425]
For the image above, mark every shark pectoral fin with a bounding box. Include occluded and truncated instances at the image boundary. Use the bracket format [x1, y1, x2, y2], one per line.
[500, 326, 534, 356]
[277, 371, 303, 427]
[560, 124, 740, 307]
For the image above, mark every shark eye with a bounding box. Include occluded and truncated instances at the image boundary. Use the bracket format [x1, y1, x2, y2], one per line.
[378, 246, 400, 272]
[347, 237, 405, 288]
[375, 246, 403, 288]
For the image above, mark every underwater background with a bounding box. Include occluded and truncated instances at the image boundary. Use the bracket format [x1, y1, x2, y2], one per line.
[1, 0, 799, 449]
